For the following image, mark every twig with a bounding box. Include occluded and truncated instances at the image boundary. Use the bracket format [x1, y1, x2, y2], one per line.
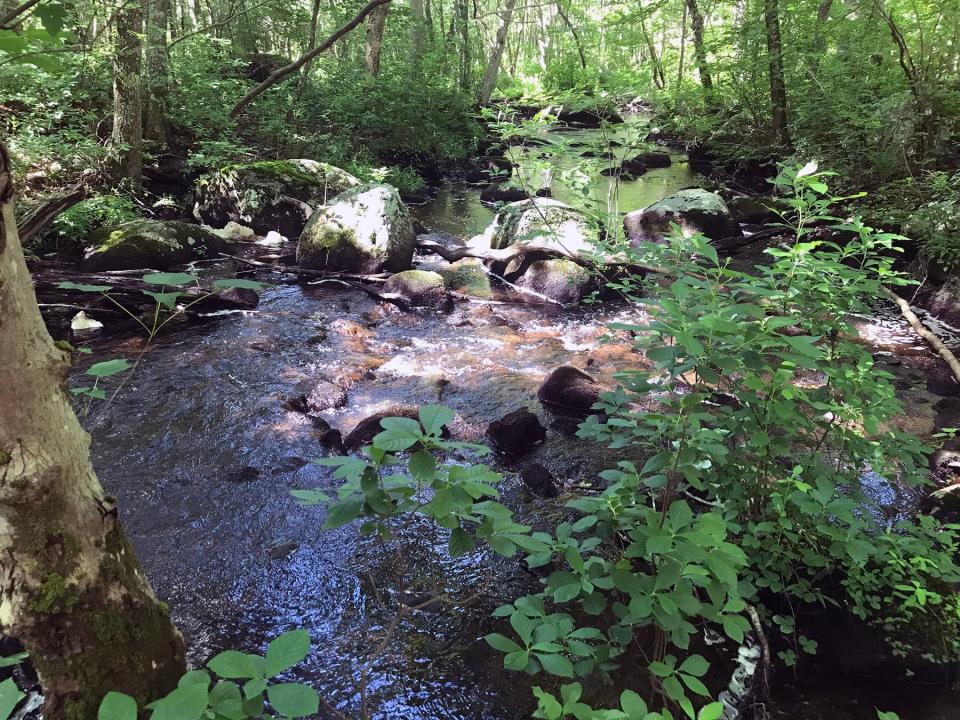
[884, 287, 960, 385]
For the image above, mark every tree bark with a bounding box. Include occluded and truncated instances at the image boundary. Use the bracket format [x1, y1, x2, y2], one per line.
[763, 0, 790, 146]
[476, 0, 516, 104]
[0, 145, 186, 720]
[677, 0, 687, 84]
[145, 0, 172, 145]
[639, 13, 665, 89]
[455, 0, 470, 89]
[364, 0, 389, 76]
[685, 0, 713, 98]
[108, 0, 144, 188]
[409, 0, 427, 61]
[554, 0, 585, 69]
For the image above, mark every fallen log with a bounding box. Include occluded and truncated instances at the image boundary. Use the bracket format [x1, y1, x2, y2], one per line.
[885, 287, 960, 385]
[16, 182, 87, 243]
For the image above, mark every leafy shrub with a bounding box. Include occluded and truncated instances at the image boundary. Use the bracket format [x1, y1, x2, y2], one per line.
[47, 194, 140, 254]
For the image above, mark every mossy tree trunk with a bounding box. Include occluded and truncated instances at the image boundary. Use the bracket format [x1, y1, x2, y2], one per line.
[145, 0, 172, 146]
[0, 143, 186, 719]
[109, 0, 144, 188]
[685, 0, 713, 100]
[364, 1, 389, 76]
[763, 0, 790, 147]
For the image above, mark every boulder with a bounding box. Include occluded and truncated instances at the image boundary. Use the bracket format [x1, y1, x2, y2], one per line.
[514, 258, 594, 304]
[289, 378, 348, 413]
[483, 198, 598, 260]
[556, 106, 623, 127]
[634, 151, 672, 168]
[194, 159, 360, 238]
[480, 183, 536, 203]
[624, 189, 742, 245]
[82, 220, 233, 271]
[487, 409, 547, 457]
[297, 184, 416, 273]
[383, 270, 452, 310]
[538, 365, 602, 416]
[437, 258, 492, 299]
[921, 483, 960, 523]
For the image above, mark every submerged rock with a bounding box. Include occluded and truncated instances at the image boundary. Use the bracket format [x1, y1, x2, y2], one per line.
[487, 409, 547, 457]
[538, 365, 602, 416]
[624, 188, 742, 245]
[513, 258, 595, 304]
[521, 463, 560, 498]
[297, 184, 416, 273]
[287, 378, 348, 413]
[82, 219, 233, 271]
[383, 270, 452, 310]
[194, 159, 360, 237]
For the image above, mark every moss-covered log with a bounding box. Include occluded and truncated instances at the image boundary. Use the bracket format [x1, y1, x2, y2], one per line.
[0, 143, 186, 719]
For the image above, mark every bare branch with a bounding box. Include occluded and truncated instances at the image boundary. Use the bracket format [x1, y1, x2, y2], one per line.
[229, 0, 392, 118]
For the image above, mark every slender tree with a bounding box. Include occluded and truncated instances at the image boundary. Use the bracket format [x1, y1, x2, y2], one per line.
[477, 0, 517, 104]
[108, 0, 144, 187]
[686, 0, 713, 98]
[763, 0, 790, 145]
[365, 0, 390, 75]
[145, 0, 172, 145]
[0, 143, 186, 720]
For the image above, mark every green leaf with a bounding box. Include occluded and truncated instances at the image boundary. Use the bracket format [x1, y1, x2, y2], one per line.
[449, 527, 476, 557]
[698, 702, 724, 720]
[373, 417, 422, 451]
[0, 679, 24, 720]
[321, 498, 363, 530]
[35, 2, 68, 36]
[290, 489, 331, 505]
[142, 272, 198, 286]
[242, 678, 267, 699]
[0, 653, 28, 669]
[86, 358, 131, 378]
[98, 692, 138, 720]
[267, 683, 319, 718]
[143, 290, 181, 309]
[265, 629, 310, 678]
[212, 278, 265, 291]
[485, 633, 522, 653]
[620, 689, 648, 719]
[57, 281, 112, 292]
[208, 650, 259, 679]
[419, 405, 454, 436]
[678, 654, 709, 677]
[149, 682, 209, 720]
[537, 652, 574, 678]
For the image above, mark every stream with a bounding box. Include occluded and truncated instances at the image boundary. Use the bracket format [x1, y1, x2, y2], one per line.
[68, 124, 960, 719]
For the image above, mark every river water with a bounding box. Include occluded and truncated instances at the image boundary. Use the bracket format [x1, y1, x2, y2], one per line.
[72, 126, 960, 719]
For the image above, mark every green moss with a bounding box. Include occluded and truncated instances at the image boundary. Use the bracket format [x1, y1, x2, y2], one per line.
[0, 450, 10, 465]
[31, 573, 78, 613]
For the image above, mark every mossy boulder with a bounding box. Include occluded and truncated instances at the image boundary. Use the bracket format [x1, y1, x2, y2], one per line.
[481, 198, 599, 260]
[82, 220, 233, 271]
[514, 258, 595, 304]
[297, 184, 416, 273]
[383, 270, 451, 309]
[437, 258, 492, 299]
[624, 189, 742, 245]
[193, 159, 360, 238]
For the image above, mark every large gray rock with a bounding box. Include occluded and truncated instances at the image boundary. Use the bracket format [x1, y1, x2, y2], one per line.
[383, 270, 451, 310]
[624, 189, 742, 244]
[194, 159, 360, 238]
[297, 184, 416, 273]
[514, 258, 594, 304]
[82, 220, 233, 271]
[480, 198, 598, 260]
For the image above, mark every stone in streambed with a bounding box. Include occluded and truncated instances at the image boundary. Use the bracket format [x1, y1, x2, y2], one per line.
[82, 219, 233, 271]
[623, 189, 742, 245]
[383, 270, 452, 310]
[513, 258, 595, 304]
[521, 463, 560, 498]
[487, 409, 547, 457]
[537, 365, 602, 416]
[297, 183, 416, 273]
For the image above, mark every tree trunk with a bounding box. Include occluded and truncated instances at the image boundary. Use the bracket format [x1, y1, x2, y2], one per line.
[409, 0, 427, 61]
[476, 0, 516, 104]
[554, 0, 585, 70]
[677, 0, 687, 84]
[455, 0, 469, 89]
[144, 0, 172, 146]
[639, 14, 664, 89]
[108, 0, 144, 188]
[364, 1, 389, 76]
[0, 145, 186, 720]
[763, 0, 790, 146]
[686, 0, 713, 98]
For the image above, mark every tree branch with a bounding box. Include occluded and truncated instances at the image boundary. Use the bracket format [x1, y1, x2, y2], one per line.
[0, 0, 42, 29]
[228, 0, 392, 118]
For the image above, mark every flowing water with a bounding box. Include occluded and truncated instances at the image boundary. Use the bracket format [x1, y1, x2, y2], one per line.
[67, 124, 960, 719]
